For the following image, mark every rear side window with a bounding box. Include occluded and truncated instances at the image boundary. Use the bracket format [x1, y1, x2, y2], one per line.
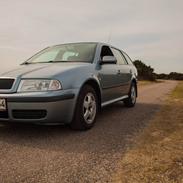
[111, 48, 127, 65]
[123, 52, 134, 65]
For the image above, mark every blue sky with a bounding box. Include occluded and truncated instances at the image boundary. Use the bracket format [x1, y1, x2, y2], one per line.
[0, 0, 182, 74]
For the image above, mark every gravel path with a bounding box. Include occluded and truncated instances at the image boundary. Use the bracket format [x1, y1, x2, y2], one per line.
[0, 80, 178, 183]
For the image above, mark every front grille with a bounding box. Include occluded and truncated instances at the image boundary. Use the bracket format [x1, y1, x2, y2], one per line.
[0, 111, 9, 119]
[0, 79, 15, 90]
[12, 110, 47, 119]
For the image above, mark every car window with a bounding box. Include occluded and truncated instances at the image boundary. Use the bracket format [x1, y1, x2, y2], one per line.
[123, 52, 134, 65]
[100, 46, 114, 59]
[26, 43, 97, 63]
[111, 48, 127, 65]
[32, 49, 60, 63]
[62, 51, 79, 60]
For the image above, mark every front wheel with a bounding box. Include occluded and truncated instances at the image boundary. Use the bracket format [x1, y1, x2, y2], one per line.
[124, 83, 137, 107]
[70, 85, 98, 131]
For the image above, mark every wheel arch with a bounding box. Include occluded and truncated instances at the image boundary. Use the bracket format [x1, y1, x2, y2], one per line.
[79, 78, 102, 110]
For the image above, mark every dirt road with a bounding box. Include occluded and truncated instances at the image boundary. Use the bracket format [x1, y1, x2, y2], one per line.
[0, 80, 178, 183]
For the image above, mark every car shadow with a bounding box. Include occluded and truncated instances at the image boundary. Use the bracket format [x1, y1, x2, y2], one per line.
[0, 102, 161, 154]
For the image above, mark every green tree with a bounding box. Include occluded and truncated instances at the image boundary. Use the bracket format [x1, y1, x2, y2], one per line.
[133, 60, 156, 81]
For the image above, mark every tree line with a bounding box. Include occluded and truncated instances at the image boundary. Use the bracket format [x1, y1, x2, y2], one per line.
[133, 60, 183, 81]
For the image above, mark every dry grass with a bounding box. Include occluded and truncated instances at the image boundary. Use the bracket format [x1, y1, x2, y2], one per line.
[113, 82, 183, 183]
[138, 80, 164, 86]
[171, 81, 183, 101]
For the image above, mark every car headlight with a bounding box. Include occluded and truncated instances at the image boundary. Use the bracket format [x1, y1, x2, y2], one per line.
[18, 79, 62, 92]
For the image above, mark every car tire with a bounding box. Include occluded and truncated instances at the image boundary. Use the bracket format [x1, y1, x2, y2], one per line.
[124, 82, 137, 107]
[70, 85, 98, 131]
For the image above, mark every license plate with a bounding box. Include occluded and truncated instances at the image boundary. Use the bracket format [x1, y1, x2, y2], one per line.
[0, 99, 6, 111]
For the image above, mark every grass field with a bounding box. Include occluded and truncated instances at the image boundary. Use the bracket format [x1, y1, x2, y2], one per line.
[113, 81, 183, 183]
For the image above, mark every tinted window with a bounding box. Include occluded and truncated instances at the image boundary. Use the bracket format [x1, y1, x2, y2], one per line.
[123, 52, 134, 65]
[26, 43, 97, 63]
[100, 46, 114, 59]
[111, 48, 127, 65]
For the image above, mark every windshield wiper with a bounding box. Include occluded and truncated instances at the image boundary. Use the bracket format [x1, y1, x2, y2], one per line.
[35, 60, 68, 63]
[49, 60, 89, 63]
[21, 61, 63, 65]
[48, 60, 69, 63]
[22, 60, 87, 65]
[21, 61, 31, 65]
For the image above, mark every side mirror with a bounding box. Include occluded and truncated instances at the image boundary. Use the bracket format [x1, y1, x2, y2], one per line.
[100, 56, 117, 65]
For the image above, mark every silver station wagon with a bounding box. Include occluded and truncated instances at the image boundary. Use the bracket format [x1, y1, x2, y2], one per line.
[0, 42, 138, 130]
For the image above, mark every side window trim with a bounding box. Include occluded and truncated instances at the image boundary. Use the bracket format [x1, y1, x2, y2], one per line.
[119, 50, 128, 65]
[120, 51, 129, 65]
[122, 51, 134, 65]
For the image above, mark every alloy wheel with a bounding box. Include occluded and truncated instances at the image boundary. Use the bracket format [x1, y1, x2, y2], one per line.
[83, 92, 97, 124]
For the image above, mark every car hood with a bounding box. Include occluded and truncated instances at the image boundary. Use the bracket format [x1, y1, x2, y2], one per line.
[0, 62, 91, 79]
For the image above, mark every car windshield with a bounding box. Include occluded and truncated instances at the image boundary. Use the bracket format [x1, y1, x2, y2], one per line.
[25, 43, 97, 64]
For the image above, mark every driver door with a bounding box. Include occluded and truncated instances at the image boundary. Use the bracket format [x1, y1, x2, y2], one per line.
[98, 46, 123, 103]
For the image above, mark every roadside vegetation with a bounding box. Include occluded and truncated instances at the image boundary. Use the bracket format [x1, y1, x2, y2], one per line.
[113, 82, 183, 183]
[133, 60, 183, 81]
[156, 72, 183, 81]
[133, 60, 156, 81]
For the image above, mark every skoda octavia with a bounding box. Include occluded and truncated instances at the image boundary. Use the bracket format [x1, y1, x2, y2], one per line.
[0, 42, 138, 130]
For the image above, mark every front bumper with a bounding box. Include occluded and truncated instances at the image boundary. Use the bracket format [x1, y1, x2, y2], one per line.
[0, 89, 78, 124]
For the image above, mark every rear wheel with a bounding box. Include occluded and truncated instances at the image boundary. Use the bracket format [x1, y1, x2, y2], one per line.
[70, 85, 98, 130]
[124, 82, 137, 107]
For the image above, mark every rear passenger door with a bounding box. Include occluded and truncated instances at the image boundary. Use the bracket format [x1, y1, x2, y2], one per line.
[111, 48, 132, 95]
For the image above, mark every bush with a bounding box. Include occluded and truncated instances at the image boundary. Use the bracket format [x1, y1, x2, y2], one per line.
[133, 60, 183, 81]
[156, 72, 183, 80]
[133, 60, 156, 81]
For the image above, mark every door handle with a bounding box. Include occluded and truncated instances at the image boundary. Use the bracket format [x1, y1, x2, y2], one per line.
[117, 70, 121, 75]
